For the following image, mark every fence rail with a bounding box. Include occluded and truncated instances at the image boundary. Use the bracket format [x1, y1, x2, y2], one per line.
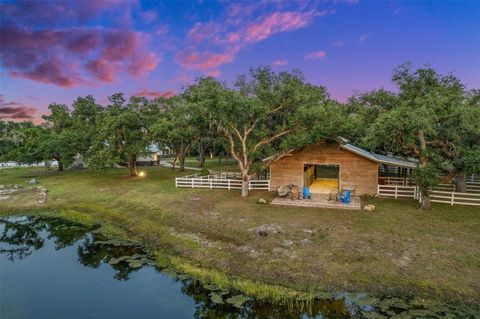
[377, 185, 417, 198]
[430, 190, 480, 206]
[175, 172, 270, 191]
[378, 184, 480, 206]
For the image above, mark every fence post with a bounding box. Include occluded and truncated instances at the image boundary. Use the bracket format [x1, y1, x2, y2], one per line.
[377, 184, 380, 196]
[191, 179, 194, 188]
[175, 178, 178, 188]
[451, 191, 454, 205]
[210, 179, 212, 189]
[395, 185, 398, 199]
[228, 180, 231, 190]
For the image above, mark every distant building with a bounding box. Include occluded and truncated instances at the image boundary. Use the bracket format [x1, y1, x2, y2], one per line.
[137, 144, 174, 166]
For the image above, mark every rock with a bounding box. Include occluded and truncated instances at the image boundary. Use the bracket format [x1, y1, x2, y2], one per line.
[363, 204, 375, 212]
[281, 239, 295, 248]
[257, 198, 267, 204]
[301, 229, 314, 235]
[210, 292, 224, 304]
[300, 238, 311, 246]
[277, 186, 289, 197]
[28, 178, 38, 185]
[252, 224, 283, 237]
[0, 185, 5, 189]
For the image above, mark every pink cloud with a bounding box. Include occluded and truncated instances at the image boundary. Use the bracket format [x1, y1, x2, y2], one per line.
[187, 22, 221, 43]
[358, 34, 371, 43]
[333, 39, 351, 47]
[128, 53, 160, 77]
[0, 2, 159, 87]
[133, 89, 175, 98]
[169, 74, 193, 84]
[176, 49, 237, 71]
[0, 94, 38, 122]
[154, 24, 170, 36]
[271, 59, 288, 66]
[142, 9, 158, 23]
[245, 11, 313, 43]
[85, 58, 116, 82]
[305, 50, 327, 60]
[224, 32, 241, 44]
[10, 56, 85, 87]
[177, 3, 326, 73]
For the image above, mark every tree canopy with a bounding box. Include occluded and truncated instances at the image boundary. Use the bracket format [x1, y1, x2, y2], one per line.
[1, 64, 478, 204]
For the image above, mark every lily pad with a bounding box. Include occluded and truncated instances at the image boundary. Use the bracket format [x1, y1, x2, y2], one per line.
[362, 312, 388, 319]
[210, 292, 224, 304]
[127, 260, 144, 268]
[203, 284, 219, 291]
[225, 294, 249, 308]
[109, 256, 130, 265]
[357, 296, 380, 306]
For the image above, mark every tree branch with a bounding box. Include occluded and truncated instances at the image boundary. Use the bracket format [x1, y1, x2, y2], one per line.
[252, 129, 293, 153]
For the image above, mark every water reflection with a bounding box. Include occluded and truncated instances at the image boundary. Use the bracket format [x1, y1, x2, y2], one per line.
[0, 216, 356, 319]
[1, 216, 476, 319]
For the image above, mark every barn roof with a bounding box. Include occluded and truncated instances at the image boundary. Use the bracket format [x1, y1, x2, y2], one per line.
[339, 142, 416, 168]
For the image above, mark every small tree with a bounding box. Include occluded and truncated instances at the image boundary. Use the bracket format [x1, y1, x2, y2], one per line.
[41, 103, 79, 171]
[150, 96, 199, 171]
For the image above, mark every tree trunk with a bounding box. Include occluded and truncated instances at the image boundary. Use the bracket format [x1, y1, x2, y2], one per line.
[128, 157, 137, 177]
[58, 161, 64, 171]
[179, 152, 186, 171]
[171, 154, 178, 171]
[241, 171, 250, 197]
[209, 150, 213, 159]
[198, 142, 206, 168]
[420, 192, 431, 210]
[454, 173, 466, 192]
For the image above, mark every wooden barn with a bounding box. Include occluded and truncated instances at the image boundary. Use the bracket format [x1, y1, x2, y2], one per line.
[269, 140, 415, 196]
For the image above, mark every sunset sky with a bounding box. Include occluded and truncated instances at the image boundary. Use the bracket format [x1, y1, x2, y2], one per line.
[1, 0, 479, 123]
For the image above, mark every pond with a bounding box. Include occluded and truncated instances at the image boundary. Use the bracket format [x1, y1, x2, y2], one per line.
[0, 216, 477, 319]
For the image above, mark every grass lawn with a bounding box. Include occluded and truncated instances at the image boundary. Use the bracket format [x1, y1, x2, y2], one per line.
[1, 166, 479, 305]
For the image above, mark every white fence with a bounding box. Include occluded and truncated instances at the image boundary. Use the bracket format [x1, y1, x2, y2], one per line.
[175, 172, 270, 191]
[377, 185, 418, 199]
[429, 190, 480, 206]
[378, 176, 413, 186]
[378, 183, 480, 207]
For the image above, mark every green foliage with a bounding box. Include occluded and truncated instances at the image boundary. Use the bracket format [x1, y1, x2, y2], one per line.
[88, 94, 148, 175]
[411, 164, 438, 195]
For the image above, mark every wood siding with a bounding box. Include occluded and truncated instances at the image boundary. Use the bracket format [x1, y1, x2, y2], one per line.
[269, 142, 379, 195]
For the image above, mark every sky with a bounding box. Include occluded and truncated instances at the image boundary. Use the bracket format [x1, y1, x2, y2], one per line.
[0, 0, 479, 124]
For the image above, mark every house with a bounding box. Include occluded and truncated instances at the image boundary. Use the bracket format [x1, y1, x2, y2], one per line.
[269, 139, 415, 196]
[137, 144, 175, 166]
